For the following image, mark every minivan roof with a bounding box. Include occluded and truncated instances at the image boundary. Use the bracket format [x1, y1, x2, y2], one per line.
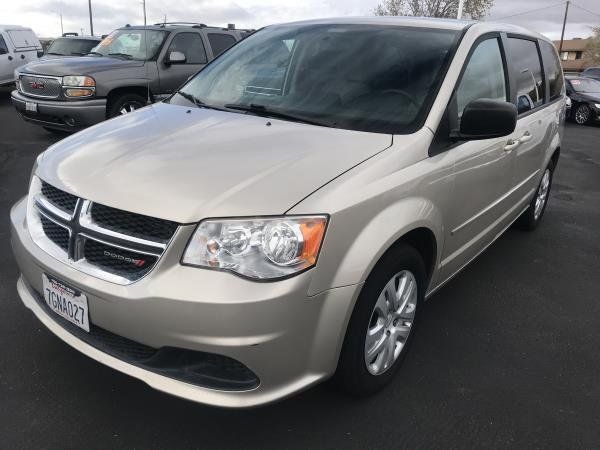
[0, 25, 36, 31]
[269, 17, 551, 43]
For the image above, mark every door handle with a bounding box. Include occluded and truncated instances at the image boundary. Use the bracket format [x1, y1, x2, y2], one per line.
[519, 131, 532, 143]
[504, 139, 520, 152]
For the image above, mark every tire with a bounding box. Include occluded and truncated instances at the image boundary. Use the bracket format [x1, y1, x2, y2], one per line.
[573, 103, 591, 125]
[515, 160, 554, 231]
[107, 93, 147, 118]
[335, 243, 426, 396]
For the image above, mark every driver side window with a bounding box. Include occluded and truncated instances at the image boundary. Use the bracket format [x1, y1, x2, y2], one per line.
[455, 38, 507, 119]
[167, 33, 207, 64]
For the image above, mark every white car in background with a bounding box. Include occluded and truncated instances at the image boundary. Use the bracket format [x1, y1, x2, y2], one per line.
[0, 25, 42, 86]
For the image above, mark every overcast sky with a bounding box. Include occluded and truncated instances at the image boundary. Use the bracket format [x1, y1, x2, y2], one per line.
[1, 0, 598, 40]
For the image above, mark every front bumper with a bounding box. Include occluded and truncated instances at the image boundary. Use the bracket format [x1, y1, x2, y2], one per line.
[10, 197, 360, 407]
[11, 90, 106, 131]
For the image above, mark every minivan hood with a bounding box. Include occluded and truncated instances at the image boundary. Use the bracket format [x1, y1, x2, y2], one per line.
[20, 56, 143, 76]
[37, 102, 392, 223]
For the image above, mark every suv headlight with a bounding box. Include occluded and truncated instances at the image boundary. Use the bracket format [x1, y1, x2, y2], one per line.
[594, 103, 600, 109]
[62, 75, 95, 98]
[182, 216, 328, 280]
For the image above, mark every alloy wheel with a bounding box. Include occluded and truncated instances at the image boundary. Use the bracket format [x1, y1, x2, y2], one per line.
[364, 270, 417, 375]
[119, 101, 144, 115]
[575, 105, 590, 124]
[534, 168, 551, 220]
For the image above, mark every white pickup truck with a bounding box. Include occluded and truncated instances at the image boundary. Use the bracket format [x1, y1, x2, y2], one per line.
[0, 25, 42, 86]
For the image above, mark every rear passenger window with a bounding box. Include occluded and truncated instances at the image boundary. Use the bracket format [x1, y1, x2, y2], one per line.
[507, 38, 545, 113]
[0, 35, 8, 54]
[207, 33, 236, 57]
[168, 33, 207, 64]
[456, 38, 507, 118]
[540, 40, 564, 101]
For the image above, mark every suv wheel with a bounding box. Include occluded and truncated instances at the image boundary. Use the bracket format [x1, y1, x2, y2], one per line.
[335, 243, 425, 395]
[108, 93, 147, 118]
[516, 161, 554, 230]
[574, 103, 591, 125]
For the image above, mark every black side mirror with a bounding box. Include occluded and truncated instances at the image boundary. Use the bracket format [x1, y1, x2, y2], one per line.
[452, 99, 517, 141]
[0, 47, 7, 56]
[37, 50, 44, 58]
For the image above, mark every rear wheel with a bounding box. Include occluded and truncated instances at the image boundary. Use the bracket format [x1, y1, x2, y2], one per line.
[516, 161, 554, 231]
[574, 103, 591, 125]
[108, 93, 147, 118]
[335, 243, 425, 396]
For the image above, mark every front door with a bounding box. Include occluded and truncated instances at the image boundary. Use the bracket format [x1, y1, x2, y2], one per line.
[157, 32, 208, 95]
[439, 36, 514, 281]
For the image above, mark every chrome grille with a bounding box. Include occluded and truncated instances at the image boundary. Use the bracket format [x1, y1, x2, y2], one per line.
[28, 177, 178, 284]
[20, 75, 62, 99]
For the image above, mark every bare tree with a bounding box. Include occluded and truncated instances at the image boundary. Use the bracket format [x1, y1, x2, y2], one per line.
[374, 0, 494, 20]
[583, 27, 600, 66]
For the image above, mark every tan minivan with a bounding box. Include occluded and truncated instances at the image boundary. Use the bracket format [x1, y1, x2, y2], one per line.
[10, 17, 565, 407]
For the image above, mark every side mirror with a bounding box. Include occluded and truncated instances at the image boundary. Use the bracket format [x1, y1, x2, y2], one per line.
[0, 47, 7, 56]
[37, 50, 44, 58]
[452, 99, 517, 141]
[166, 51, 186, 65]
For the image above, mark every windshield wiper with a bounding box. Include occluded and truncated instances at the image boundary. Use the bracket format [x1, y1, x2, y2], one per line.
[223, 103, 332, 127]
[176, 91, 226, 111]
[108, 53, 133, 59]
[46, 52, 64, 55]
[86, 51, 103, 56]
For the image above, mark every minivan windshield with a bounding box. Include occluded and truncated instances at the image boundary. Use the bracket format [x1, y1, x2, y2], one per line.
[47, 38, 100, 56]
[90, 29, 167, 60]
[172, 24, 460, 134]
[570, 77, 600, 93]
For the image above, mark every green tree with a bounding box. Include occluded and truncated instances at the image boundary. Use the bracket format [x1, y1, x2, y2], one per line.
[373, 0, 494, 20]
[583, 27, 600, 66]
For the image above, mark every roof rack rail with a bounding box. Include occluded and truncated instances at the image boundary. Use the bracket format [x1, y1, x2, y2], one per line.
[153, 22, 208, 28]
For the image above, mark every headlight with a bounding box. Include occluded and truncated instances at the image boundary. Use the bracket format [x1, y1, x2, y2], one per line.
[182, 216, 328, 280]
[595, 103, 600, 109]
[62, 75, 95, 87]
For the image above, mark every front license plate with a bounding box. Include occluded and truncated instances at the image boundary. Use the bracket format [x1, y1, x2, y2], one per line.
[42, 274, 89, 332]
[25, 101, 38, 113]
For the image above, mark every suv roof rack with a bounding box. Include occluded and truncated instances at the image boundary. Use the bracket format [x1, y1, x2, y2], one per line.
[153, 22, 208, 28]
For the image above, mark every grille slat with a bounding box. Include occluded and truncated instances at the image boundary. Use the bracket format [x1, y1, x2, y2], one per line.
[20, 75, 62, 98]
[33, 180, 178, 283]
[40, 215, 70, 251]
[41, 181, 78, 214]
[91, 203, 178, 243]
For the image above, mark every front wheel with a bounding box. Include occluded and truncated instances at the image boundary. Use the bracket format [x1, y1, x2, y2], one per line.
[335, 243, 425, 396]
[573, 103, 591, 125]
[108, 93, 147, 118]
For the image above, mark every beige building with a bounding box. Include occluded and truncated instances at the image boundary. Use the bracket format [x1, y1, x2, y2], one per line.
[553, 38, 591, 72]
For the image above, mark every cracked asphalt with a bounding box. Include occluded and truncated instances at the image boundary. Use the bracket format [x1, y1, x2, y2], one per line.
[1, 85, 599, 449]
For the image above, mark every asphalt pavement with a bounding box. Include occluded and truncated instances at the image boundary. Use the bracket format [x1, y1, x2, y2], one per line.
[1, 85, 599, 449]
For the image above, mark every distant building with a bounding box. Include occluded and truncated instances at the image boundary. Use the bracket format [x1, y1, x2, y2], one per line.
[553, 38, 590, 73]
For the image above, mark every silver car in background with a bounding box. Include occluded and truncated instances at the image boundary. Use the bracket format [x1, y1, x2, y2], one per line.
[10, 17, 565, 407]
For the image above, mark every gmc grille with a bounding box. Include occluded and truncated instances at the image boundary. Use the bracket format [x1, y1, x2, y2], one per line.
[20, 75, 62, 99]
